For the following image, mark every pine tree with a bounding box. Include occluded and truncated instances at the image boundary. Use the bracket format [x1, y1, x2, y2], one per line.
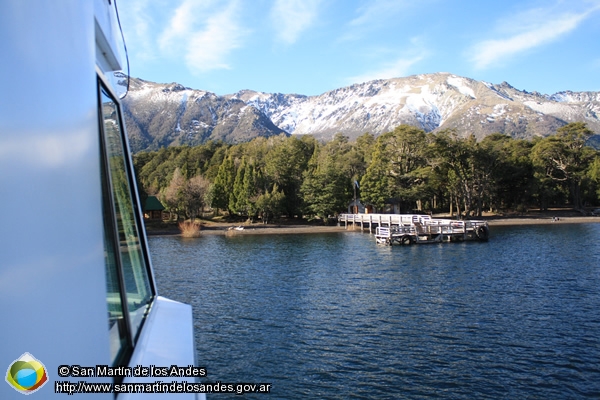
[230, 158, 246, 214]
[240, 163, 258, 217]
[211, 155, 235, 214]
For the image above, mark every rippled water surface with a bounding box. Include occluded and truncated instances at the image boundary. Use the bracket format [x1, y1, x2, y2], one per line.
[149, 224, 600, 399]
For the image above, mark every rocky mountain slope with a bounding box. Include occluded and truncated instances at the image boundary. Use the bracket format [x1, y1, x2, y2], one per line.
[231, 73, 600, 141]
[121, 73, 599, 152]
[122, 78, 286, 152]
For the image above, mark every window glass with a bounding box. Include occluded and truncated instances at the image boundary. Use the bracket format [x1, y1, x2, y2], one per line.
[101, 85, 153, 344]
[102, 194, 128, 365]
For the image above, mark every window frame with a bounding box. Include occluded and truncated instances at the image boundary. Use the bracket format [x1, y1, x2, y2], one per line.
[97, 73, 157, 371]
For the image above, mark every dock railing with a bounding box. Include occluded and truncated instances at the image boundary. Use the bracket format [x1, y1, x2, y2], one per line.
[338, 213, 434, 232]
[339, 214, 486, 234]
[340, 213, 489, 244]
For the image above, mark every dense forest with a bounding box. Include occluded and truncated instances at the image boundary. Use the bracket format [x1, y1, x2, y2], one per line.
[133, 122, 600, 222]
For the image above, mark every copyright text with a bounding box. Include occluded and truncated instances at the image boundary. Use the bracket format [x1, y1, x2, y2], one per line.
[57, 364, 207, 378]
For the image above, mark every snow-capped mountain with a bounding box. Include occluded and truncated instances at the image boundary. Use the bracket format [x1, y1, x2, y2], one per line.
[122, 78, 286, 152]
[231, 73, 600, 141]
[121, 73, 599, 152]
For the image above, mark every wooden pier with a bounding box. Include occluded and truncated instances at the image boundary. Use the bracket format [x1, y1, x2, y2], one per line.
[338, 213, 489, 245]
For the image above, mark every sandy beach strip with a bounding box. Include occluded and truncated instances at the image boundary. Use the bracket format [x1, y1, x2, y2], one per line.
[201, 224, 348, 236]
[146, 215, 600, 236]
[485, 216, 600, 226]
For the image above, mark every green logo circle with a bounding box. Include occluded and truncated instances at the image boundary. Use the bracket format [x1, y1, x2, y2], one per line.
[5, 353, 48, 395]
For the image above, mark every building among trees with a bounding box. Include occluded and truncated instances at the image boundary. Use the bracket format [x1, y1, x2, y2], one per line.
[144, 196, 165, 220]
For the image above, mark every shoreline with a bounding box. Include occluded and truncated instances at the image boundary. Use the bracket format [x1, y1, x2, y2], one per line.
[485, 216, 600, 226]
[146, 215, 600, 237]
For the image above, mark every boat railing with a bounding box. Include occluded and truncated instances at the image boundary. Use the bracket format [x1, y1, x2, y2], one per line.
[376, 226, 390, 237]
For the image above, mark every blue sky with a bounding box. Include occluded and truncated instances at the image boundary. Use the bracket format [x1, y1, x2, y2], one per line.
[117, 0, 600, 96]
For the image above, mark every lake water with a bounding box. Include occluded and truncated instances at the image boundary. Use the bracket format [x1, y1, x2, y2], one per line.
[149, 224, 600, 399]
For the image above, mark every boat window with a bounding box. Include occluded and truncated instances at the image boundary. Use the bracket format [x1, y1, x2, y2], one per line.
[101, 164, 129, 366]
[100, 83, 154, 348]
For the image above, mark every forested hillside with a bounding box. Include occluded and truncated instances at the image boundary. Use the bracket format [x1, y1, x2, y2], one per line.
[133, 122, 600, 222]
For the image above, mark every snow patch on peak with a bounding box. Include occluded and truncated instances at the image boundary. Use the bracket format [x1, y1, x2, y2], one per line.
[550, 91, 600, 103]
[446, 76, 476, 99]
[550, 93, 575, 102]
[493, 104, 508, 114]
[524, 100, 577, 116]
[484, 82, 513, 102]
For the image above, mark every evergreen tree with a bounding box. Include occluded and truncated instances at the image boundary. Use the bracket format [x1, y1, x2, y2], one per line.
[240, 163, 258, 217]
[264, 136, 310, 217]
[301, 162, 350, 221]
[531, 122, 596, 210]
[586, 155, 600, 202]
[359, 125, 429, 212]
[230, 158, 246, 214]
[359, 143, 393, 211]
[256, 184, 285, 223]
[211, 155, 235, 213]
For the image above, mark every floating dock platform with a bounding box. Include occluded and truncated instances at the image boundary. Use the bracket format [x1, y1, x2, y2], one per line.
[338, 214, 489, 245]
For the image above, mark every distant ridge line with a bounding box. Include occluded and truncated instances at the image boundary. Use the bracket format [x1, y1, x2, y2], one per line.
[121, 73, 600, 152]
